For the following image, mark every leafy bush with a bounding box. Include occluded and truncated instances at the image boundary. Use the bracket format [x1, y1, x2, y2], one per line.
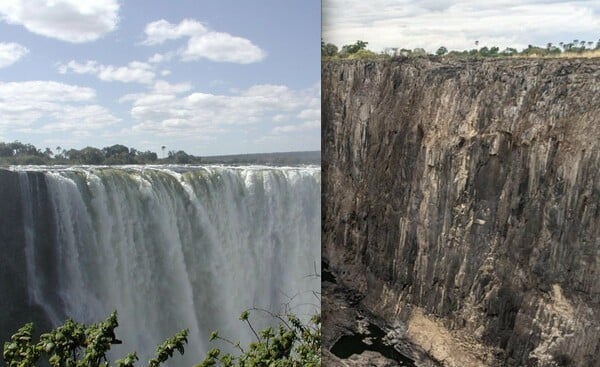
[348, 49, 379, 60]
[3, 311, 188, 367]
[3, 310, 321, 367]
[197, 309, 321, 367]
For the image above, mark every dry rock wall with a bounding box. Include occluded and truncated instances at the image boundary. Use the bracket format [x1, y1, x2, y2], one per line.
[322, 58, 600, 366]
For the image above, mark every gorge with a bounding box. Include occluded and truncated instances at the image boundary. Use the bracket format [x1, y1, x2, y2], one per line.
[322, 58, 600, 366]
[0, 165, 320, 366]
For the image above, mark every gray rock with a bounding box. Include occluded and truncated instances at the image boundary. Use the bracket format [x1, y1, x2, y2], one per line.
[322, 58, 600, 367]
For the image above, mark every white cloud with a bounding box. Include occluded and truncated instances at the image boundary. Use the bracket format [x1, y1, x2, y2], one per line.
[0, 81, 118, 133]
[58, 60, 97, 74]
[272, 120, 320, 134]
[182, 31, 265, 63]
[297, 108, 320, 121]
[152, 80, 192, 94]
[0, 80, 95, 102]
[59, 60, 155, 84]
[142, 19, 266, 64]
[0, 0, 119, 43]
[119, 82, 319, 138]
[147, 51, 176, 64]
[271, 106, 321, 134]
[0, 42, 28, 68]
[40, 105, 119, 132]
[142, 18, 207, 45]
[323, 0, 600, 52]
[272, 114, 288, 122]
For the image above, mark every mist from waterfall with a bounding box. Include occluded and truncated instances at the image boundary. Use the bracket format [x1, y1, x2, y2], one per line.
[10, 165, 320, 366]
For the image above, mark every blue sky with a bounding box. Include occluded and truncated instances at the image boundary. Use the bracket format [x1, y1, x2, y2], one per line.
[0, 0, 320, 156]
[324, 0, 600, 53]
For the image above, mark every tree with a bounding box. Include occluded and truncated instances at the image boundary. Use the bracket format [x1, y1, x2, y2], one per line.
[500, 47, 517, 56]
[436, 46, 448, 56]
[197, 310, 320, 367]
[79, 147, 104, 164]
[168, 150, 192, 164]
[136, 151, 158, 164]
[3, 312, 188, 367]
[398, 48, 412, 57]
[0, 143, 13, 157]
[340, 40, 368, 55]
[411, 48, 428, 57]
[103, 144, 130, 158]
[348, 49, 377, 60]
[321, 42, 338, 57]
[102, 144, 136, 164]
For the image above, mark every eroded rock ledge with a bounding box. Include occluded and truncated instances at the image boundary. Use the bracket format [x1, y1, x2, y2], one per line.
[322, 58, 600, 366]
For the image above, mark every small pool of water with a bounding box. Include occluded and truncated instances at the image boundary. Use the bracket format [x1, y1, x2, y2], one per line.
[330, 322, 416, 366]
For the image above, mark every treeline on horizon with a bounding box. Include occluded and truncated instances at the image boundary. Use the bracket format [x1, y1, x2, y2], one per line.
[322, 38, 600, 60]
[0, 141, 321, 166]
[0, 141, 188, 165]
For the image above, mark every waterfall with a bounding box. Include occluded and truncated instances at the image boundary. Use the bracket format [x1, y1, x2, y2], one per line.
[7, 165, 320, 366]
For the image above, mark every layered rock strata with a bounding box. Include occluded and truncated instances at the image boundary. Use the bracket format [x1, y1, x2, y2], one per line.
[322, 58, 600, 366]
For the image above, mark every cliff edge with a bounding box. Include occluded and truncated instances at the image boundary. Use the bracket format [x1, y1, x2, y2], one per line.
[322, 58, 600, 366]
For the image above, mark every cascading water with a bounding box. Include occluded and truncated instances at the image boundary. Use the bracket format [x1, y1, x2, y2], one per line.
[1, 165, 320, 366]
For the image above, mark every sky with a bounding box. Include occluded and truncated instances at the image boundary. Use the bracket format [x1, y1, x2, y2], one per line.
[323, 0, 600, 53]
[0, 0, 320, 156]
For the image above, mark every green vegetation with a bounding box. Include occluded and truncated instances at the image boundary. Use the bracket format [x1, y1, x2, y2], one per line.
[2, 311, 188, 367]
[0, 141, 320, 166]
[197, 310, 320, 367]
[0, 141, 164, 166]
[3, 310, 321, 367]
[322, 38, 600, 60]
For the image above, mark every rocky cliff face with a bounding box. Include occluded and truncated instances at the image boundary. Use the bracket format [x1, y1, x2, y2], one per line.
[322, 58, 600, 367]
[0, 170, 54, 345]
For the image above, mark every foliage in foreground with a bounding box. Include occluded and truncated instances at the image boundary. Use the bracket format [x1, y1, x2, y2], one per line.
[3, 309, 321, 367]
[197, 310, 321, 367]
[3, 311, 188, 367]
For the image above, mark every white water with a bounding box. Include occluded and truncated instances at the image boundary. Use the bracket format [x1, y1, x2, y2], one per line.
[13, 165, 320, 366]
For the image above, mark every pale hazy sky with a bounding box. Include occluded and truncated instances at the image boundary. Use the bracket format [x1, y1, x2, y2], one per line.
[323, 0, 600, 53]
[0, 0, 320, 156]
